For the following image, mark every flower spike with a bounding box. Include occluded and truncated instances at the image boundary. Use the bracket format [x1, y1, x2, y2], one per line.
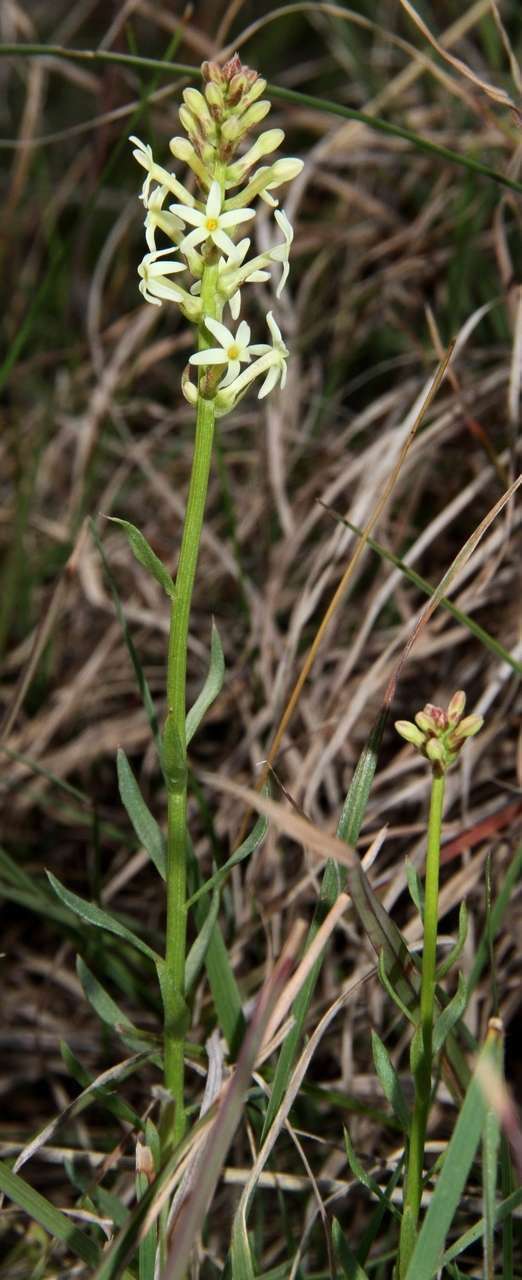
[131, 56, 301, 414]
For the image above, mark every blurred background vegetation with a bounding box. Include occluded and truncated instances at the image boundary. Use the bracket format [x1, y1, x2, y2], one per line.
[1, 1, 521, 1274]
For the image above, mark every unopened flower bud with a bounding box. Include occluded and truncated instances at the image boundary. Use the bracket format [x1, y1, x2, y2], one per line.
[447, 690, 466, 725]
[204, 82, 222, 111]
[183, 87, 213, 129]
[426, 738, 445, 765]
[395, 720, 427, 749]
[448, 714, 484, 746]
[239, 100, 271, 131]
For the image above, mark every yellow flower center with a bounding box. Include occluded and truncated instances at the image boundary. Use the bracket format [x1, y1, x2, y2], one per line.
[227, 344, 239, 360]
[205, 217, 219, 232]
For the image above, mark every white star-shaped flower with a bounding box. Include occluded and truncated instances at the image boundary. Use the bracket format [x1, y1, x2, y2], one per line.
[270, 209, 294, 297]
[130, 135, 195, 210]
[144, 185, 185, 254]
[138, 249, 186, 307]
[171, 180, 255, 257]
[249, 311, 289, 397]
[189, 317, 253, 386]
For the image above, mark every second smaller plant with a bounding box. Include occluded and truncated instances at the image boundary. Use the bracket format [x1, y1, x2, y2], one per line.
[394, 691, 483, 1278]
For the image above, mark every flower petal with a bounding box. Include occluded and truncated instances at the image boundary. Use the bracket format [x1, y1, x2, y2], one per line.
[206, 180, 222, 219]
[212, 229, 237, 256]
[236, 321, 251, 347]
[170, 204, 204, 227]
[189, 349, 228, 366]
[219, 360, 241, 387]
[220, 208, 256, 228]
[258, 365, 280, 399]
[204, 317, 235, 348]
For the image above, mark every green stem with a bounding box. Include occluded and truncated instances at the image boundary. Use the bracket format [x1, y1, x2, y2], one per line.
[162, 256, 220, 1144]
[399, 767, 445, 1279]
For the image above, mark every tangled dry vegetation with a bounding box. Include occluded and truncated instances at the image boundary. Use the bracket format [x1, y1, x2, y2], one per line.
[0, 0, 521, 1275]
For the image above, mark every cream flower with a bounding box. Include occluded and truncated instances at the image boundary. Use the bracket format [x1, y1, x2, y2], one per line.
[249, 311, 289, 397]
[138, 250, 200, 320]
[144, 185, 185, 254]
[130, 135, 196, 210]
[270, 209, 293, 297]
[171, 180, 255, 257]
[189, 317, 253, 386]
[213, 311, 288, 414]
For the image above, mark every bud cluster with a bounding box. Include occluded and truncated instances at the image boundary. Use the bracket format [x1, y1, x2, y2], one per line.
[131, 56, 303, 417]
[395, 691, 483, 774]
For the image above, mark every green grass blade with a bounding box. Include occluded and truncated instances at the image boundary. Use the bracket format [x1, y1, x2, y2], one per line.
[405, 1020, 504, 1280]
[332, 1218, 370, 1280]
[323, 510, 522, 677]
[0, 1161, 101, 1268]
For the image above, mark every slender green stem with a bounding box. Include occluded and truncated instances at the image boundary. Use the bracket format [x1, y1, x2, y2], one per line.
[162, 256, 221, 1144]
[399, 767, 445, 1278]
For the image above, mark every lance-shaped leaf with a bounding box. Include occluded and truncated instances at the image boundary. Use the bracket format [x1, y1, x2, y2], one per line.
[117, 748, 166, 880]
[47, 872, 161, 964]
[186, 619, 225, 746]
[108, 517, 175, 599]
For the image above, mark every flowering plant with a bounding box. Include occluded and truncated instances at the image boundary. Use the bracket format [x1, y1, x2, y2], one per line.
[125, 57, 302, 1146]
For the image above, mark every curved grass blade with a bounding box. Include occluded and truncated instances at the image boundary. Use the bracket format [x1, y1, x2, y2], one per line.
[0, 1162, 101, 1268]
[319, 507, 522, 677]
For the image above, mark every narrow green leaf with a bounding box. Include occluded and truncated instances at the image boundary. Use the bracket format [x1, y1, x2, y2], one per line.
[405, 1021, 504, 1280]
[231, 1215, 256, 1280]
[405, 857, 423, 914]
[186, 619, 225, 745]
[483, 1056, 502, 1280]
[344, 1129, 401, 1223]
[432, 972, 468, 1055]
[436, 902, 468, 980]
[332, 1218, 370, 1280]
[371, 1030, 410, 1133]
[59, 1040, 143, 1129]
[108, 517, 175, 599]
[188, 840, 245, 1055]
[90, 519, 159, 744]
[0, 1161, 100, 1268]
[186, 810, 267, 908]
[77, 956, 140, 1038]
[47, 871, 161, 963]
[441, 1186, 522, 1265]
[184, 889, 220, 995]
[117, 749, 166, 880]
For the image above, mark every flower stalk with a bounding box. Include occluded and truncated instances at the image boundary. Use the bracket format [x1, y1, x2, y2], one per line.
[395, 692, 483, 1277]
[131, 55, 302, 1146]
